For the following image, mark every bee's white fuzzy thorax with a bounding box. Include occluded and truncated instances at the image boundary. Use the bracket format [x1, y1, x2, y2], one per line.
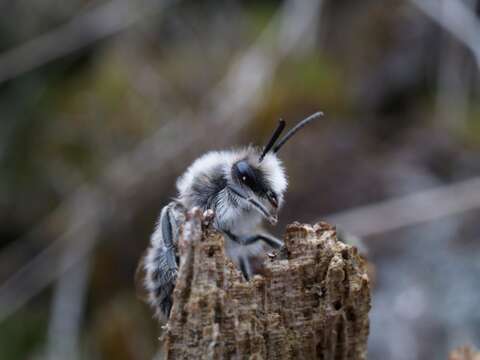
[176, 147, 288, 201]
[176, 150, 231, 195]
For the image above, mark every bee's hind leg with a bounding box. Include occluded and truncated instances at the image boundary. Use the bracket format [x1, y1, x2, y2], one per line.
[145, 202, 183, 318]
[160, 204, 179, 270]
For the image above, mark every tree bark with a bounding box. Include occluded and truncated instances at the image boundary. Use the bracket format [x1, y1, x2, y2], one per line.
[163, 209, 371, 359]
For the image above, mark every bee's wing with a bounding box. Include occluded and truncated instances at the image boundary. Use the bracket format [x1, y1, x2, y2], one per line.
[134, 249, 150, 302]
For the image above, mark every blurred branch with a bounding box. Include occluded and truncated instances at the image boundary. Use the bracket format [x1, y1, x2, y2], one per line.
[0, 0, 324, 322]
[327, 176, 480, 238]
[435, 37, 470, 131]
[205, 0, 324, 125]
[0, 186, 103, 322]
[410, 0, 480, 69]
[43, 190, 99, 360]
[0, 0, 176, 84]
[45, 254, 92, 360]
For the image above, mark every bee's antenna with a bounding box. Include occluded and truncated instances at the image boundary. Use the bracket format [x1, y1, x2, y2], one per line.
[259, 119, 286, 162]
[272, 111, 323, 154]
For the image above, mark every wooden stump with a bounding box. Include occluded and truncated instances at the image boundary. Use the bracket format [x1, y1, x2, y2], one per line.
[449, 346, 480, 360]
[163, 209, 371, 359]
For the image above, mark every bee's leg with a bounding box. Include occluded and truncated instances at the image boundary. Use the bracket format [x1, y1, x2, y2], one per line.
[238, 254, 254, 281]
[223, 230, 255, 281]
[241, 233, 283, 249]
[237, 235, 283, 280]
[160, 204, 179, 270]
[145, 203, 181, 318]
[226, 231, 283, 281]
[203, 209, 215, 225]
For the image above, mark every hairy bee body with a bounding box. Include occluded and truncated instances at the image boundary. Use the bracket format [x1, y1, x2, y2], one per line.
[138, 112, 322, 319]
[142, 148, 286, 317]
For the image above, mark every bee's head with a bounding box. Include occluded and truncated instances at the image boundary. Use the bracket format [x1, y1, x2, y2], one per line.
[230, 152, 286, 224]
[228, 112, 322, 224]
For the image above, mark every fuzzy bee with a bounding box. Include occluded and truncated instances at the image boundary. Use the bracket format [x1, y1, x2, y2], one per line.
[137, 112, 323, 318]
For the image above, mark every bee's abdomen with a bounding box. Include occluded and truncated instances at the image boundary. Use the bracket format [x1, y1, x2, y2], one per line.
[144, 244, 177, 318]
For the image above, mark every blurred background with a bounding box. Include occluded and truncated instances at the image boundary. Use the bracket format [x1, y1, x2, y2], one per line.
[0, 0, 479, 359]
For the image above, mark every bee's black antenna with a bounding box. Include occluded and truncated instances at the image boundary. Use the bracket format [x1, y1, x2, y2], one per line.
[272, 111, 323, 154]
[259, 119, 286, 162]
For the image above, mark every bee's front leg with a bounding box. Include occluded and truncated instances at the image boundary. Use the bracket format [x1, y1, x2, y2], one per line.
[225, 231, 284, 281]
[241, 233, 283, 249]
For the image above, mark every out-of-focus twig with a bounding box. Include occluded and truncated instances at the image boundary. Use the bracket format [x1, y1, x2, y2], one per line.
[43, 192, 99, 360]
[45, 253, 93, 360]
[0, 0, 175, 84]
[0, 186, 104, 322]
[410, 0, 480, 69]
[435, 37, 470, 131]
[0, 0, 324, 323]
[204, 0, 324, 126]
[327, 176, 480, 238]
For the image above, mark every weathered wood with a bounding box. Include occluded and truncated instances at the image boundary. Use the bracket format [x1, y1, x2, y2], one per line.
[449, 346, 480, 360]
[163, 209, 371, 359]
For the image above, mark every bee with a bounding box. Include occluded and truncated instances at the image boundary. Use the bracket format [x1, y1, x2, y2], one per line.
[136, 112, 323, 318]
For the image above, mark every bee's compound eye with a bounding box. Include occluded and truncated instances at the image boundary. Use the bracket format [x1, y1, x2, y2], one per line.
[234, 160, 256, 189]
